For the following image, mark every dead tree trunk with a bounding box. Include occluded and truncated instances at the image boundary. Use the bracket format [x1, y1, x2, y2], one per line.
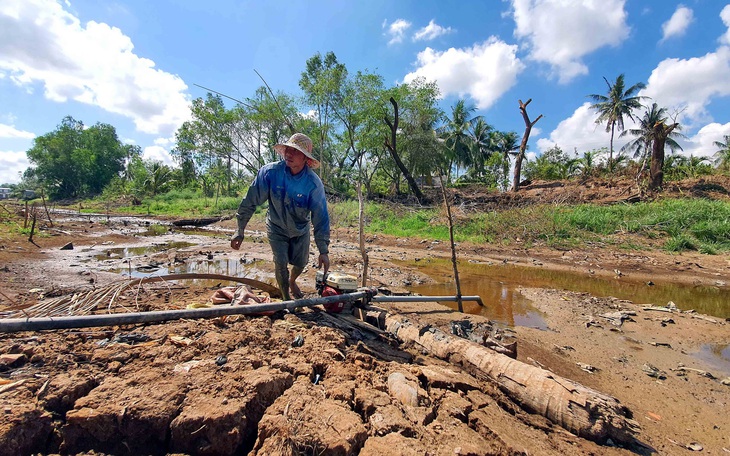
[385, 314, 639, 444]
[511, 99, 543, 192]
[384, 97, 426, 204]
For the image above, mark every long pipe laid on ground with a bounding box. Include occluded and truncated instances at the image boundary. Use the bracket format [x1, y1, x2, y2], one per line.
[0, 290, 377, 333]
[373, 295, 484, 306]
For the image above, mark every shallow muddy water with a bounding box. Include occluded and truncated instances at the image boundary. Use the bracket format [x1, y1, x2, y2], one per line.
[409, 259, 730, 324]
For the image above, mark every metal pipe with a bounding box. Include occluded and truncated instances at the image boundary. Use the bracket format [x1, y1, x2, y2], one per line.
[373, 295, 484, 306]
[0, 290, 376, 333]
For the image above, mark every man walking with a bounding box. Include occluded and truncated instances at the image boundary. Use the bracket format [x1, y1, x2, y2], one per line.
[231, 133, 330, 300]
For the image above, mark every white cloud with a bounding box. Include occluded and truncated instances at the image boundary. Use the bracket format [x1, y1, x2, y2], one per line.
[384, 18, 412, 45]
[680, 122, 730, 159]
[0, 0, 191, 136]
[720, 5, 730, 45]
[536, 103, 620, 154]
[143, 145, 175, 166]
[0, 150, 30, 184]
[641, 46, 730, 126]
[413, 20, 454, 42]
[511, 0, 630, 83]
[403, 38, 525, 109]
[0, 123, 35, 139]
[661, 5, 693, 43]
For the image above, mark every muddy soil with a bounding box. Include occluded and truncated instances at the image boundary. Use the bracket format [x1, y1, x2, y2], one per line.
[1, 179, 729, 456]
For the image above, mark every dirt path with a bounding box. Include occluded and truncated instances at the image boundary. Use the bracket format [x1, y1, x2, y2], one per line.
[0, 213, 729, 455]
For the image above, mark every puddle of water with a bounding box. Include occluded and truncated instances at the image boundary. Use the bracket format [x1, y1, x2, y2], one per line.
[407, 259, 730, 327]
[410, 270, 549, 330]
[92, 241, 196, 260]
[693, 344, 730, 376]
[110, 258, 269, 287]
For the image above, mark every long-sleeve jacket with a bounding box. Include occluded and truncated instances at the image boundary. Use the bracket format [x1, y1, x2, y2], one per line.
[235, 160, 330, 255]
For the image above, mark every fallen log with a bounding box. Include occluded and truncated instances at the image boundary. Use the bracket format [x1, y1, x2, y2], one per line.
[171, 216, 231, 227]
[384, 314, 639, 445]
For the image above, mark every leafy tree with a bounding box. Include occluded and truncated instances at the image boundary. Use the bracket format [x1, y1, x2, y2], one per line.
[299, 51, 348, 184]
[437, 99, 481, 181]
[713, 135, 730, 171]
[524, 145, 578, 180]
[588, 74, 647, 164]
[621, 103, 684, 189]
[466, 118, 495, 181]
[664, 155, 713, 180]
[143, 161, 175, 196]
[26, 116, 127, 199]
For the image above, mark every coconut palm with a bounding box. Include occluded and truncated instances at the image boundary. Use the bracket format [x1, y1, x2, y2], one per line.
[621, 103, 684, 189]
[467, 117, 494, 180]
[588, 74, 647, 164]
[621, 103, 684, 188]
[713, 135, 730, 171]
[437, 99, 481, 181]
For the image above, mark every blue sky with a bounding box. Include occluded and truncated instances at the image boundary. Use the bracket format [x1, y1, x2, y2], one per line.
[2, 0, 730, 185]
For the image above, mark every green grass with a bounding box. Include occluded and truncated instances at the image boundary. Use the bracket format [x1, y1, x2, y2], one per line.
[72, 192, 730, 255]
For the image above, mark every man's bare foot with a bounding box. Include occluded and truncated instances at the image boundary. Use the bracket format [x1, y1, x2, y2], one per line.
[289, 280, 303, 299]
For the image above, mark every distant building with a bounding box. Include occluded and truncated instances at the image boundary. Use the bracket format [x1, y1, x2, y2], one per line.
[0, 188, 10, 199]
[23, 190, 37, 200]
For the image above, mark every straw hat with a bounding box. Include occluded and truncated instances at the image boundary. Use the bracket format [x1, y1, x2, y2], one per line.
[274, 133, 320, 169]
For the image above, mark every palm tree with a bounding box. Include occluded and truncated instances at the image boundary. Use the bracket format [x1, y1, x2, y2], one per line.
[713, 135, 730, 171]
[588, 74, 647, 164]
[621, 103, 684, 189]
[468, 118, 494, 180]
[437, 99, 481, 181]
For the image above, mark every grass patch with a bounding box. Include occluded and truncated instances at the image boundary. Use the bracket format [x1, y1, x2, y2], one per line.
[67, 192, 730, 255]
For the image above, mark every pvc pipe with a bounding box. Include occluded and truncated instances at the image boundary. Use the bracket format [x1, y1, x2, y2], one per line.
[373, 295, 484, 306]
[0, 290, 376, 333]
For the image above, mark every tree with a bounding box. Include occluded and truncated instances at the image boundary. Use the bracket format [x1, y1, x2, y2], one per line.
[26, 116, 127, 199]
[466, 118, 494, 181]
[621, 103, 684, 190]
[713, 135, 730, 171]
[384, 96, 425, 203]
[437, 100, 480, 181]
[299, 51, 348, 184]
[512, 99, 543, 192]
[588, 74, 647, 164]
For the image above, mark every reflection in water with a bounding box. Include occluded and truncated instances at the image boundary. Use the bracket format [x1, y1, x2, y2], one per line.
[411, 271, 549, 329]
[93, 242, 196, 260]
[111, 257, 271, 288]
[407, 258, 730, 326]
[694, 344, 730, 376]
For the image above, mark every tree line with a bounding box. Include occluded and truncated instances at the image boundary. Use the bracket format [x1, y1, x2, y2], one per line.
[13, 53, 730, 202]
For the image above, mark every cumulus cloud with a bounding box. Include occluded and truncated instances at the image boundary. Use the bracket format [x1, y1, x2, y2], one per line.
[384, 18, 412, 45]
[0, 123, 35, 139]
[0, 150, 30, 184]
[661, 5, 693, 43]
[413, 20, 454, 42]
[720, 5, 730, 45]
[641, 46, 730, 126]
[511, 0, 630, 83]
[143, 145, 175, 166]
[681, 122, 730, 159]
[0, 0, 191, 136]
[535, 103, 622, 155]
[403, 38, 525, 109]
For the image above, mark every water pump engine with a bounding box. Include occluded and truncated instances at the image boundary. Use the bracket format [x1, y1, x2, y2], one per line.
[315, 271, 359, 313]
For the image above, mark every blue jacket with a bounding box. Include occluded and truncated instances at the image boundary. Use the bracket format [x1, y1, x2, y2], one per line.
[236, 160, 330, 254]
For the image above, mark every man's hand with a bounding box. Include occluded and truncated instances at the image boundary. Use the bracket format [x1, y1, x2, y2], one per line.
[230, 232, 244, 250]
[318, 253, 330, 276]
